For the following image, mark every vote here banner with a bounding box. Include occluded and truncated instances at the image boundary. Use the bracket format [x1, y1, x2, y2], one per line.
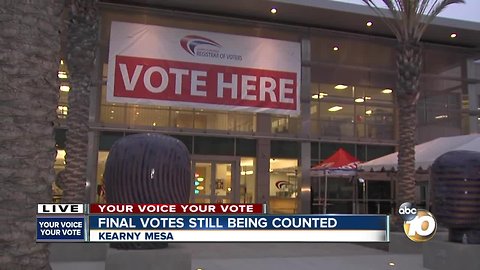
[107, 21, 301, 116]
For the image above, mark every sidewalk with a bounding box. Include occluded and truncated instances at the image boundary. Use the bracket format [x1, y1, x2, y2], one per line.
[50, 241, 429, 270]
[184, 242, 427, 270]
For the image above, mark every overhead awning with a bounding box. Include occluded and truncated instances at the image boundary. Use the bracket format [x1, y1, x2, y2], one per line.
[359, 134, 480, 172]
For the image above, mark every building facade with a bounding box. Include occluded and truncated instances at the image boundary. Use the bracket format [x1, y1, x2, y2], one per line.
[54, 0, 480, 214]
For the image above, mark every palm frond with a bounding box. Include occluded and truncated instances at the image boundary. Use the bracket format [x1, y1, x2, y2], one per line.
[363, 0, 465, 42]
[362, 0, 403, 40]
[416, 0, 465, 40]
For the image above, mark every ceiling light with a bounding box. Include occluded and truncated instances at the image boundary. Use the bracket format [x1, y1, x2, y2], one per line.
[366, 21, 373, 27]
[312, 94, 319, 99]
[135, 112, 139, 115]
[152, 122, 156, 126]
[364, 96, 371, 100]
[197, 177, 204, 182]
[355, 98, 364, 103]
[58, 71, 67, 79]
[110, 110, 114, 113]
[382, 88, 393, 94]
[60, 59, 64, 65]
[270, 8, 277, 14]
[319, 92, 328, 98]
[435, 115, 448, 119]
[333, 46, 339, 51]
[334, 84, 348, 90]
[328, 106, 343, 112]
[388, 262, 395, 266]
[60, 85, 70, 92]
[196, 186, 204, 190]
[450, 33, 457, 38]
[365, 110, 372, 115]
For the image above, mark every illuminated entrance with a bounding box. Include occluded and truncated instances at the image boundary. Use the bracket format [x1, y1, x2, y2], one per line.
[191, 156, 240, 203]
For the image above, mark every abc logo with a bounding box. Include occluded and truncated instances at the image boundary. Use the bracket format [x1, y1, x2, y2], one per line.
[399, 202, 437, 242]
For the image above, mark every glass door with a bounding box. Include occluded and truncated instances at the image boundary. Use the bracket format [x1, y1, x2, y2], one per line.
[191, 157, 240, 203]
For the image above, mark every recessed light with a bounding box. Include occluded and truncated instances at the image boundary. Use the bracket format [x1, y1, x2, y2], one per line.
[333, 46, 339, 51]
[60, 59, 64, 65]
[365, 110, 372, 115]
[355, 97, 365, 103]
[366, 21, 373, 27]
[450, 33, 457, 38]
[152, 122, 156, 126]
[334, 84, 348, 90]
[312, 94, 319, 99]
[110, 110, 114, 113]
[58, 71, 67, 79]
[328, 106, 343, 112]
[319, 92, 328, 98]
[364, 96, 371, 100]
[388, 262, 395, 266]
[382, 88, 393, 94]
[270, 8, 277, 14]
[60, 85, 70, 92]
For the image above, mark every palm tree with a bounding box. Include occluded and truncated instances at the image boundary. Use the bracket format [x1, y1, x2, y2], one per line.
[59, 0, 98, 203]
[0, 1, 62, 269]
[362, 0, 464, 213]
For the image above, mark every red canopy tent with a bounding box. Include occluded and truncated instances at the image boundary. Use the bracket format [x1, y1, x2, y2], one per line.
[311, 148, 361, 213]
[311, 147, 360, 175]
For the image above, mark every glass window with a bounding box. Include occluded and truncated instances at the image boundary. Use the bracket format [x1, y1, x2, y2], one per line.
[360, 106, 394, 140]
[271, 116, 300, 135]
[269, 159, 299, 214]
[171, 109, 194, 129]
[97, 151, 109, 203]
[359, 86, 393, 102]
[312, 83, 354, 99]
[194, 136, 234, 156]
[126, 105, 170, 128]
[318, 102, 354, 138]
[228, 112, 256, 132]
[193, 163, 213, 203]
[194, 110, 228, 130]
[240, 158, 256, 203]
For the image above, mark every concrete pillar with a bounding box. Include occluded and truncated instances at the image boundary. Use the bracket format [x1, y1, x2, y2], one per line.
[299, 37, 312, 214]
[256, 113, 271, 205]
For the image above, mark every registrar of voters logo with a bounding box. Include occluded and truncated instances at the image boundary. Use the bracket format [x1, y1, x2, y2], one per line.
[399, 202, 437, 242]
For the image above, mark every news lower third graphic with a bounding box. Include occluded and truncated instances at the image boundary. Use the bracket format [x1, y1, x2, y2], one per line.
[399, 202, 437, 242]
[36, 203, 390, 243]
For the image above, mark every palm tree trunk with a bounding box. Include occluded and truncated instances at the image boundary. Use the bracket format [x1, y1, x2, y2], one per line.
[395, 42, 422, 213]
[0, 1, 61, 269]
[60, 0, 98, 203]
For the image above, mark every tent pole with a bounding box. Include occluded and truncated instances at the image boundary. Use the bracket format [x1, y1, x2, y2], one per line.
[318, 176, 321, 214]
[324, 172, 328, 214]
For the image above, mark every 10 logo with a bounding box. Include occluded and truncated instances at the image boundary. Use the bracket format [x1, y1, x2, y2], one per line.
[398, 202, 437, 242]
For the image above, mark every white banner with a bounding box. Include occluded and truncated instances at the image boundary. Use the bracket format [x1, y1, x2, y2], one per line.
[107, 21, 301, 115]
[89, 229, 388, 242]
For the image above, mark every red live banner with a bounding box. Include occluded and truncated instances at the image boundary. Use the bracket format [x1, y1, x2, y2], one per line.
[89, 204, 264, 214]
